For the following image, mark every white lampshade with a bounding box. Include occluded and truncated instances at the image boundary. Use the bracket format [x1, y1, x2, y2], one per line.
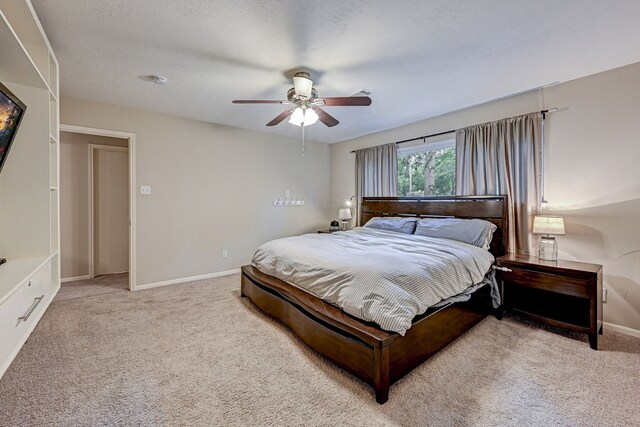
[338, 208, 352, 220]
[293, 75, 313, 99]
[303, 108, 319, 126]
[288, 107, 304, 126]
[532, 216, 565, 235]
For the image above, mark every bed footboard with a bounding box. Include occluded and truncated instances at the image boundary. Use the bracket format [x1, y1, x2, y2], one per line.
[240, 265, 491, 403]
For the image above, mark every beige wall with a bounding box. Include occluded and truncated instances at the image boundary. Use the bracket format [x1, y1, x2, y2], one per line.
[60, 132, 128, 279]
[60, 97, 331, 286]
[330, 62, 640, 331]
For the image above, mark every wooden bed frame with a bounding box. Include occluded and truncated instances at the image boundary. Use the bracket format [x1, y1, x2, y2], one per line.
[241, 195, 508, 403]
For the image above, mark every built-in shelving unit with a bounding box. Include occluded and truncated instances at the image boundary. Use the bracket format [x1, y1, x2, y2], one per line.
[0, 0, 60, 378]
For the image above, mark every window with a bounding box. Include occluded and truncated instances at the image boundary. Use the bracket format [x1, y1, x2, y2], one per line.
[397, 138, 455, 196]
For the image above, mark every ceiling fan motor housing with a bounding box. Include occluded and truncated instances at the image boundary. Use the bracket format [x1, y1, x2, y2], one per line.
[287, 87, 318, 103]
[292, 71, 314, 99]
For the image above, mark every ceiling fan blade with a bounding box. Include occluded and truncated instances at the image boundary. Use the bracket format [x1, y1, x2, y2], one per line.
[317, 96, 372, 106]
[266, 109, 294, 126]
[314, 107, 339, 127]
[232, 100, 289, 104]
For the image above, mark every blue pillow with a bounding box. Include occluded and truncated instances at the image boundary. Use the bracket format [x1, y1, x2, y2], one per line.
[363, 217, 417, 235]
[414, 218, 496, 249]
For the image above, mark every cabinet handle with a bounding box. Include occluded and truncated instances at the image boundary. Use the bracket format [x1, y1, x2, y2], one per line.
[18, 295, 44, 323]
[493, 266, 513, 272]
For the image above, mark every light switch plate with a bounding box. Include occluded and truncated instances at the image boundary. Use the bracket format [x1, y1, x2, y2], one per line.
[140, 185, 151, 195]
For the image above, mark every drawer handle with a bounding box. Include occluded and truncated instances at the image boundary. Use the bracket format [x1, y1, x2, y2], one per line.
[18, 295, 45, 323]
[493, 266, 513, 272]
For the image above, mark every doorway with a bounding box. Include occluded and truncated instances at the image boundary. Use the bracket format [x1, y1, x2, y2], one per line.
[60, 125, 137, 290]
[89, 145, 129, 278]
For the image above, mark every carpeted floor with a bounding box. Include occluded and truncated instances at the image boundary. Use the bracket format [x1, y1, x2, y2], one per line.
[1, 273, 639, 426]
[55, 273, 130, 301]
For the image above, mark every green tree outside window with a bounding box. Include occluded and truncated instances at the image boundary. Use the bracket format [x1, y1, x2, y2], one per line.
[398, 146, 455, 196]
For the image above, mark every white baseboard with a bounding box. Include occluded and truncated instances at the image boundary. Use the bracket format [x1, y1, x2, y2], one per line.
[604, 321, 640, 338]
[135, 268, 241, 291]
[61, 275, 91, 283]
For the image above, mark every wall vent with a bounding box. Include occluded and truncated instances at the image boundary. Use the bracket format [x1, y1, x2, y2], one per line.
[351, 89, 372, 96]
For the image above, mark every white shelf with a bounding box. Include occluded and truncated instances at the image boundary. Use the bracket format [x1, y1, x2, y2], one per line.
[0, 1, 59, 267]
[0, 257, 48, 305]
[0, 10, 48, 89]
[0, 0, 60, 381]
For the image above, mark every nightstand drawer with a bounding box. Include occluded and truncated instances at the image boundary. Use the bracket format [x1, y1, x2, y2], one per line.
[499, 267, 588, 298]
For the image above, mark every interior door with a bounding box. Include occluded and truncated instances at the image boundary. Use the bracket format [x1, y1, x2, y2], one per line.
[93, 147, 129, 276]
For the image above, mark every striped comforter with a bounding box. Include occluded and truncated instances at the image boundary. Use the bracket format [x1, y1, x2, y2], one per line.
[251, 227, 497, 335]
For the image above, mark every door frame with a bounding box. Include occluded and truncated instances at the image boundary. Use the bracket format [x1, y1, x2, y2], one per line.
[88, 144, 128, 280]
[60, 124, 138, 291]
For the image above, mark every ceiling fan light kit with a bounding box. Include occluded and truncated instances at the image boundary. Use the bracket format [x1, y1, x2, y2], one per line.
[232, 71, 372, 128]
[289, 107, 305, 126]
[304, 108, 319, 125]
[289, 107, 319, 127]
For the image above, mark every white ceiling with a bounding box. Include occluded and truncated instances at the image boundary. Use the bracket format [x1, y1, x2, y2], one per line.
[32, 0, 640, 143]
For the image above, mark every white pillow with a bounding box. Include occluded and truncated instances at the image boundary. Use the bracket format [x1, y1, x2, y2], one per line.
[363, 217, 417, 235]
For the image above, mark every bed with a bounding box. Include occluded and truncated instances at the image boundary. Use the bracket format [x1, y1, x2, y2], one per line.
[241, 195, 508, 403]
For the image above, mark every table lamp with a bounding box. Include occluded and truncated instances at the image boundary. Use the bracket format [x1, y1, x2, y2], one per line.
[338, 208, 352, 231]
[532, 216, 565, 261]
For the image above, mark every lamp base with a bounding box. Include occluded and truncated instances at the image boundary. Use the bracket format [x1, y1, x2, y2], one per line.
[340, 220, 349, 231]
[538, 235, 558, 261]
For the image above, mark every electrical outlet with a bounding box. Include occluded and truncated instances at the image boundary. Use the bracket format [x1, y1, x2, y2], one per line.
[140, 185, 151, 195]
[222, 250, 228, 258]
[285, 190, 291, 198]
[603, 288, 607, 303]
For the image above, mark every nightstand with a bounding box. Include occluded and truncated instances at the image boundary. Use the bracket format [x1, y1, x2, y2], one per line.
[317, 229, 340, 234]
[495, 254, 603, 350]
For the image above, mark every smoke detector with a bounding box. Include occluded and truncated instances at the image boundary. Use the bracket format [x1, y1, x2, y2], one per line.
[151, 75, 168, 85]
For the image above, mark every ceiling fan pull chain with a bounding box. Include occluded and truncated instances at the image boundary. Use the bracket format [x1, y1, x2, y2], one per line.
[301, 122, 305, 156]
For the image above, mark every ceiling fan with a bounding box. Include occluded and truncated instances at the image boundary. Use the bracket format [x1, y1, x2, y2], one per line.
[232, 72, 372, 128]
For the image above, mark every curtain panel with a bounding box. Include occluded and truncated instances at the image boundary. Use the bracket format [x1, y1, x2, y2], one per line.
[455, 112, 543, 254]
[355, 143, 398, 224]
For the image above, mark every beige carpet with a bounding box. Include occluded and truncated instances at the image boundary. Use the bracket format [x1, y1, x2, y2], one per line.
[1, 273, 639, 426]
[55, 273, 129, 301]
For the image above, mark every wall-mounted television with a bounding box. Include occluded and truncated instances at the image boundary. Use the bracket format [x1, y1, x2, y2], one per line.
[0, 81, 27, 175]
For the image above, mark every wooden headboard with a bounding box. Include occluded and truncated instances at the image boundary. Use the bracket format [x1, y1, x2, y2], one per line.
[360, 195, 508, 257]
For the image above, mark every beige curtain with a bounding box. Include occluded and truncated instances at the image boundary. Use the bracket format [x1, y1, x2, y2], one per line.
[355, 143, 398, 224]
[456, 112, 543, 254]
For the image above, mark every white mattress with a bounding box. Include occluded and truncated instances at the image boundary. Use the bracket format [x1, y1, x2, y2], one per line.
[252, 227, 498, 335]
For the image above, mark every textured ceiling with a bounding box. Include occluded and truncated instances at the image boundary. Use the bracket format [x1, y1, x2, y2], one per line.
[32, 0, 640, 143]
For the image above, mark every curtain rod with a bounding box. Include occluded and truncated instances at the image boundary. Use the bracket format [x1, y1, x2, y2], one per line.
[349, 130, 454, 153]
[349, 108, 557, 154]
